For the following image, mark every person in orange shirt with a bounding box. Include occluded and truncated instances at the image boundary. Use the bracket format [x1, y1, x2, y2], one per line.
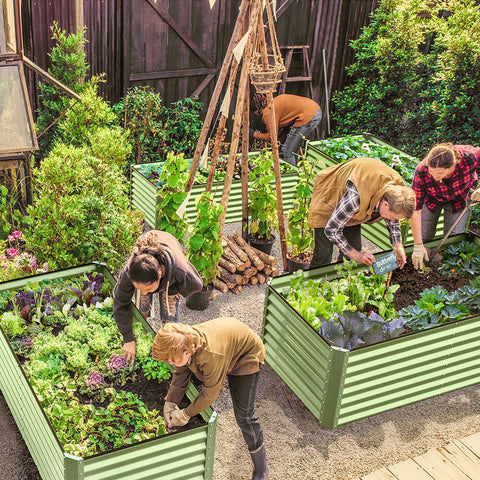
[250, 93, 322, 166]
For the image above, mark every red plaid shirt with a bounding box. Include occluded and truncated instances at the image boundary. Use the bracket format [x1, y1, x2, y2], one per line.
[412, 145, 480, 213]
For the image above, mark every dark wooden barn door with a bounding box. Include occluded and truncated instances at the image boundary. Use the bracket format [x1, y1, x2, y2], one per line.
[124, 0, 233, 108]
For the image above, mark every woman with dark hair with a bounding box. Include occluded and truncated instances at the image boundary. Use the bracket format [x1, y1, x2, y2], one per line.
[410, 143, 480, 269]
[113, 230, 202, 364]
[250, 93, 322, 166]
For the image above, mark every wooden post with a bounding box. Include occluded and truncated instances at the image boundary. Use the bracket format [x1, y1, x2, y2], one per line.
[185, 0, 252, 193]
[241, 80, 250, 240]
[257, 5, 288, 271]
[218, 2, 260, 235]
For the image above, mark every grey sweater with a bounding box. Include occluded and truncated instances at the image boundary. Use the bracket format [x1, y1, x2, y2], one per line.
[113, 231, 202, 342]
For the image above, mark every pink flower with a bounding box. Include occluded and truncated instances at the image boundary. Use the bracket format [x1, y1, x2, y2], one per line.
[42, 262, 49, 272]
[12, 231, 22, 239]
[6, 248, 19, 257]
[7, 235, 14, 242]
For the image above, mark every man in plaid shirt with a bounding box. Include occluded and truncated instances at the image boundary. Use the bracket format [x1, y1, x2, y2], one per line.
[411, 143, 480, 269]
[308, 157, 416, 268]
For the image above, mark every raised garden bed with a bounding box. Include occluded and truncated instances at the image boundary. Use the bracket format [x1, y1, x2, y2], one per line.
[261, 233, 480, 428]
[0, 263, 217, 480]
[130, 152, 299, 226]
[304, 133, 446, 250]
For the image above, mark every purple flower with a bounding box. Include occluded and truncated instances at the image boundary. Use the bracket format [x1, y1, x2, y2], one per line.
[6, 248, 19, 257]
[42, 262, 49, 272]
[107, 355, 128, 372]
[20, 336, 33, 350]
[86, 371, 106, 388]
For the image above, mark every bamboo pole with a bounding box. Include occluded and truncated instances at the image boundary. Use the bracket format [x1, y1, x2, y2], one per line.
[241, 80, 250, 240]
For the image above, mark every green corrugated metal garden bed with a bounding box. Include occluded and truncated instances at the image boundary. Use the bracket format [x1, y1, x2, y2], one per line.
[304, 134, 446, 250]
[262, 233, 480, 428]
[0, 264, 217, 480]
[130, 153, 299, 227]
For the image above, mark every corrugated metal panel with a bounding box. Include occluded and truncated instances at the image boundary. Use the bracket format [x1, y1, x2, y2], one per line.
[0, 263, 217, 480]
[82, 427, 212, 480]
[263, 235, 480, 428]
[337, 315, 480, 426]
[262, 285, 335, 421]
[0, 331, 65, 480]
[131, 162, 299, 228]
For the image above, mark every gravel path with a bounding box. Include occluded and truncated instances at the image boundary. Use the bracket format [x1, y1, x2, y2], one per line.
[2, 226, 480, 480]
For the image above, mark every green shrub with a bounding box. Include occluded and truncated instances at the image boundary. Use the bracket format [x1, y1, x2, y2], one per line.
[332, 0, 480, 156]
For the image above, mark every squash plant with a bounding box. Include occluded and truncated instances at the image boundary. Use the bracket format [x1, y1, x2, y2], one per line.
[155, 151, 189, 241]
[187, 192, 224, 286]
[248, 148, 278, 241]
[286, 152, 315, 263]
[0, 272, 171, 457]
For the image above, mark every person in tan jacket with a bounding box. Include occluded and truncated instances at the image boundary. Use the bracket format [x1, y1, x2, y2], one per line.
[251, 93, 322, 166]
[153, 318, 268, 480]
[308, 157, 416, 268]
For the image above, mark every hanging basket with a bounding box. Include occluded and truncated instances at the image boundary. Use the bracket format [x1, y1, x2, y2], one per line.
[249, 67, 284, 93]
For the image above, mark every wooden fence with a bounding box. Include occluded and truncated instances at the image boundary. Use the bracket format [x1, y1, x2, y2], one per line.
[21, 0, 379, 138]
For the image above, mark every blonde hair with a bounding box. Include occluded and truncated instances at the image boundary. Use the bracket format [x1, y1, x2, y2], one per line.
[424, 143, 460, 169]
[152, 322, 201, 363]
[382, 185, 416, 219]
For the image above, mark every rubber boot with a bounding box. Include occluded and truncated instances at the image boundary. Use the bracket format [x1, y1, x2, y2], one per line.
[250, 444, 269, 480]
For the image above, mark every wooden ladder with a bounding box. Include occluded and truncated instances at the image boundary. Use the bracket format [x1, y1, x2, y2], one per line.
[279, 45, 314, 97]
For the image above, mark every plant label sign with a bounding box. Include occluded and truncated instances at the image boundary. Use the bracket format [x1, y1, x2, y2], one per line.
[372, 251, 398, 275]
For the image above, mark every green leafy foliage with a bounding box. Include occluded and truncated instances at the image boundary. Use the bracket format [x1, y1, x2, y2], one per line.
[112, 89, 203, 166]
[438, 240, 480, 278]
[312, 135, 419, 184]
[286, 153, 315, 258]
[248, 148, 278, 240]
[331, 0, 480, 156]
[187, 192, 224, 286]
[399, 285, 470, 331]
[0, 273, 169, 457]
[35, 22, 90, 162]
[155, 152, 189, 241]
[283, 261, 400, 336]
[25, 111, 142, 271]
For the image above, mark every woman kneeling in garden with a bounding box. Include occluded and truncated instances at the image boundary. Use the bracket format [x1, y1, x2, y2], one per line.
[308, 157, 416, 268]
[153, 318, 269, 480]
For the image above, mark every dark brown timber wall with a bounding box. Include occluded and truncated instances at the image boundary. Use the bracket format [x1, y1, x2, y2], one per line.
[21, 0, 379, 138]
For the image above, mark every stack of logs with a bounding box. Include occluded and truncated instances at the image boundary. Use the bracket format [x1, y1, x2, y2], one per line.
[214, 234, 281, 294]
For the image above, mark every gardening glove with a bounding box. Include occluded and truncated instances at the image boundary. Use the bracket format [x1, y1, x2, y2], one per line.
[412, 244, 429, 270]
[163, 401, 178, 425]
[471, 188, 480, 202]
[168, 408, 190, 428]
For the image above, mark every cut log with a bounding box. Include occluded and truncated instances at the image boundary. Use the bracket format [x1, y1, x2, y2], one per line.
[218, 265, 243, 285]
[263, 266, 273, 276]
[255, 272, 266, 284]
[231, 284, 243, 294]
[240, 266, 258, 284]
[218, 256, 236, 273]
[271, 267, 280, 277]
[222, 245, 243, 266]
[225, 235, 249, 262]
[250, 276, 258, 285]
[251, 248, 277, 267]
[232, 233, 265, 271]
[213, 277, 229, 293]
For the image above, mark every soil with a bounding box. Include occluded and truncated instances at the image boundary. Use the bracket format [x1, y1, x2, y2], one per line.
[391, 259, 471, 311]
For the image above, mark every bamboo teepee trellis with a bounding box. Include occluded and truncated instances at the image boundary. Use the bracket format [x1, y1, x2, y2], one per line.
[184, 0, 288, 271]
